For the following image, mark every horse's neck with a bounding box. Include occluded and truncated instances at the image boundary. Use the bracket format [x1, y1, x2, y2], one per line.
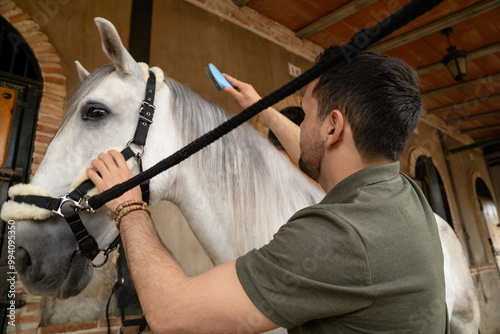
[172, 166, 239, 264]
[148, 81, 324, 264]
[172, 152, 303, 263]
[166, 121, 323, 264]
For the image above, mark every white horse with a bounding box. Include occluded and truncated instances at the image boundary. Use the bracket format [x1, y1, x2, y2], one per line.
[1, 18, 479, 333]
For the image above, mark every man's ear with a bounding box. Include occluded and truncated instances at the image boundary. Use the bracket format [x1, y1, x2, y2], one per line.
[325, 110, 344, 148]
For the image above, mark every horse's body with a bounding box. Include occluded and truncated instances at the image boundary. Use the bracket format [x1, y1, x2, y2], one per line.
[2, 18, 479, 333]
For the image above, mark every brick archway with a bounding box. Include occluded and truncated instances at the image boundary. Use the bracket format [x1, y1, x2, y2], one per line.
[469, 170, 499, 266]
[406, 146, 459, 232]
[0, 1, 65, 331]
[0, 0, 67, 179]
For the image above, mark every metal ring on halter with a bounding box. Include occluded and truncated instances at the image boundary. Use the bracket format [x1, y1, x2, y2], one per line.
[92, 250, 109, 268]
[92, 235, 121, 268]
[126, 140, 146, 157]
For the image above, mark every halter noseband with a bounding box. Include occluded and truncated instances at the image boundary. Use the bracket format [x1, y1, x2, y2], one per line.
[4, 70, 158, 267]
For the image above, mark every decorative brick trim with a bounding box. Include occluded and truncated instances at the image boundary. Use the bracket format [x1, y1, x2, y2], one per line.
[406, 145, 460, 234]
[469, 170, 498, 265]
[10, 316, 149, 334]
[0, 0, 67, 179]
[35, 316, 149, 334]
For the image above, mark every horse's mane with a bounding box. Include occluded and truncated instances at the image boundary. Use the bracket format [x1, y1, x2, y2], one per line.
[166, 78, 324, 255]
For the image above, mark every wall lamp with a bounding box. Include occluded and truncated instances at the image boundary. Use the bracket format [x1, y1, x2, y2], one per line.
[441, 28, 468, 82]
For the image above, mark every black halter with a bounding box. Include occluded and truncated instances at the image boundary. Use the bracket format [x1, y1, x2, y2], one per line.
[11, 71, 157, 265]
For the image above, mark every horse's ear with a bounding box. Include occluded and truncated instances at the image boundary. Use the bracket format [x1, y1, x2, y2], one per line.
[75, 61, 89, 81]
[94, 17, 142, 79]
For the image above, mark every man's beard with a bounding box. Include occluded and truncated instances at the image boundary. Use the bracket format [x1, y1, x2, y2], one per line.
[298, 134, 324, 182]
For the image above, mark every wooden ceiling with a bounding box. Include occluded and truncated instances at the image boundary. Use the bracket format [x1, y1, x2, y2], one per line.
[233, 0, 500, 150]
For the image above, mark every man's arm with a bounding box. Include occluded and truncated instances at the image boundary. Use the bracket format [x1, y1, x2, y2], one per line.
[223, 74, 301, 164]
[87, 150, 279, 334]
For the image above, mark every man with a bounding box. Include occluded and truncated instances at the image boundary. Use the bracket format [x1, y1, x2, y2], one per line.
[87, 47, 447, 333]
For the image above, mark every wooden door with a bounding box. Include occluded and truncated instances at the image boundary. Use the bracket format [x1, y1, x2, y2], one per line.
[0, 86, 17, 168]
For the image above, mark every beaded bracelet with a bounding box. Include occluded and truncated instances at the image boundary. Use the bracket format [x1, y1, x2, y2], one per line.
[107, 200, 148, 230]
[114, 204, 149, 230]
[107, 200, 147, 221]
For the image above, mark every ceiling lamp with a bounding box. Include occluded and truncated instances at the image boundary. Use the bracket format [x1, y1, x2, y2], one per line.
[440, 28, 468, 82]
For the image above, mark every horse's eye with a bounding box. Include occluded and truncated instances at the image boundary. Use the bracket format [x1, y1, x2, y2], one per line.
[83, 107, 108, 121]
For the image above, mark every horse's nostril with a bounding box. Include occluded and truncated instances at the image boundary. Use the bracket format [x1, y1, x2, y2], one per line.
[16, 247, 32, 278]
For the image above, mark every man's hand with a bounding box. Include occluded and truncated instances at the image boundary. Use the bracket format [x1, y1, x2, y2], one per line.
[223, 73, 262, 109]
[222, 73, 303, 165]
[86, 150, 142, 211]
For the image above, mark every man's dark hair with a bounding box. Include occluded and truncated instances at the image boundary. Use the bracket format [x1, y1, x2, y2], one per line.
[313, 46, 422, 161]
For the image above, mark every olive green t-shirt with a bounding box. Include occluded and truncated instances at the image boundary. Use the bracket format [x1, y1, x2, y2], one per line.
[236, 162, 447, 333]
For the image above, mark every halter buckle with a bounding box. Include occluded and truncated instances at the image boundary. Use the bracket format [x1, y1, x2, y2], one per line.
[53, 194, 95, 217]
[53, 194, 80, 217]
[141, 100, 155, 110]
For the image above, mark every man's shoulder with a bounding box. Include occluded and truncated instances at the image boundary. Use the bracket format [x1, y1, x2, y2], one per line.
[284, 201, 363, 242]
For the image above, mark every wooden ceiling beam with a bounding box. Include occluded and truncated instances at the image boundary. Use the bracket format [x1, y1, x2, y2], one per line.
[232, 0, 252, 7]
[447, 136, 500, 154]
[369, 0, 500, 53]
[427, 94, 500, 114]
[296, 0, 378, 39]
[446, 110, 500, 124]
[183, 0, 323, 61]
[417, 42, 500, 76]
[462, 123, 500, 134]
[422, 72, 500, 99]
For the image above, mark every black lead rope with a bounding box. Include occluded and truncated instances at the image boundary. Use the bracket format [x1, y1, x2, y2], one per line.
[87, 0, 445, 211]
[106, 236, 148, 334]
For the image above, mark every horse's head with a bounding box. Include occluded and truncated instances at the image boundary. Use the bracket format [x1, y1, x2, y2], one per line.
[1, 18, 173, 298]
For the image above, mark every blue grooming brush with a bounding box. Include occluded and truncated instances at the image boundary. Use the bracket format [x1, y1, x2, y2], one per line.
[205, 63, 234, 91]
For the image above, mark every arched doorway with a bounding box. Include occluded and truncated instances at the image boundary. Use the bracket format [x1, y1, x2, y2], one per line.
[414, 155, 454, 228]
[0, 14, 43, 331]
[475, 177, 500, 272]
